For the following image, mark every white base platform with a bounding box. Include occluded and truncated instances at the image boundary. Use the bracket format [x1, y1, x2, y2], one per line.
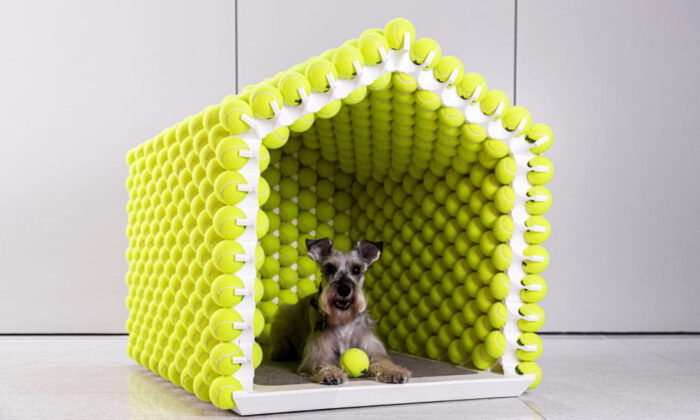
[232, 371, 533, 415]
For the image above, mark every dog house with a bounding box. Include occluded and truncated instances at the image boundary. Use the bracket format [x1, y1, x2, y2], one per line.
[124, 18, 552, 415]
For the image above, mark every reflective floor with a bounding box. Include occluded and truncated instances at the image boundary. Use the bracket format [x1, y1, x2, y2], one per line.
[0, 335, 698, 419]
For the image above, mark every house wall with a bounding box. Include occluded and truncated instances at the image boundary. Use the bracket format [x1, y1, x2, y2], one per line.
[1, 0, 698, 332]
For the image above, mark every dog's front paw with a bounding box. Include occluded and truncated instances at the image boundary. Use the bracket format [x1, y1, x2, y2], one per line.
[368, 362, 411, 384]
[312, 365, 347, 385]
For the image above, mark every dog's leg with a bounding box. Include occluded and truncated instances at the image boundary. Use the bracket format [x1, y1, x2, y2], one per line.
[299, 332, 348, 385]
[361, 334, 411, 384]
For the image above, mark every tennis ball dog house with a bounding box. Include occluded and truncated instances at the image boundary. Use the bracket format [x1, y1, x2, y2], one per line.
[125, 18, 552, 415]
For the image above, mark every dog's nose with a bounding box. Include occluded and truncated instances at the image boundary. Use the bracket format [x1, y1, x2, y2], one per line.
[337, 282, 352, 298]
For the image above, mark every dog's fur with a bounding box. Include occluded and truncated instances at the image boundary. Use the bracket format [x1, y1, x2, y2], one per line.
[270, 238, 411, 385]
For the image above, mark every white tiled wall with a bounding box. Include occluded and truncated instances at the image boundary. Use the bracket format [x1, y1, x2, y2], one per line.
[1, 0, 698, 332]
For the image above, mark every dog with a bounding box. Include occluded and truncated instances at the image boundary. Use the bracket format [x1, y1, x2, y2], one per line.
[270, 238, 411, 385]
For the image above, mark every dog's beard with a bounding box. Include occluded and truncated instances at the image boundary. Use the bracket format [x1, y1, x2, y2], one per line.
[320, 282, 366, 326]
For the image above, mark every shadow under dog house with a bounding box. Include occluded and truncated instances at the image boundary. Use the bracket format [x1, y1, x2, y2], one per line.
[125, 17, 552, 415]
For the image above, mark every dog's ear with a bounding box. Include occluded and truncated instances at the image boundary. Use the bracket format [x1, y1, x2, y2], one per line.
[356, 240, 382, 265]
[306, 238, 333, 263]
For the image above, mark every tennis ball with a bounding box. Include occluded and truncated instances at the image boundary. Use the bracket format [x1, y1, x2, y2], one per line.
[358, 30, 390, 65]
[262, 126, 290, 149]
[256, 210, 269, 238]
[213, 206, 245, 239]
[260, 234, 280, 256]
[209, 376, 243, 409]
[209, 308, 244, 341]
[211, 274, 244, 307]
[482, 139, 509, 159]
[480, 90, 510, 117]
[278, 267, 299, 289]
[289, 114, 315, 132]
[262, 278, 279, 301]
[340, 348, 370, 377]
[316, 100, 342, 119]
[457, 73, 488, 102]
[481, 175, 501, 200]
[297, 212, 317, 233]
[460, 123, 487, 144]
[433, 56, 464, 86]
[258, 178, 270, 206]
[369, 72, 392, 91]
[249, 85, 283, 119]
[215, 136, 249, 171]
[316, 201, 335, 222]
[253, 342, 263, 369]
[209, 342, 244, 375]
[525, 186, 552, 215]
[494, 186, 515, 213]
[472, 343, 496, 370]
[410, 37, 442, 68]
[522, 245, 550, 274]
[487, 302, 508, 329]
[492, 244, 513, 271]
[524, 216, 551, 244]
[278, 71, 311, 106]
[279, 223, 299, 245]
[489, 272, 510, 300]
[526, 123, 554, 154]
[253, 308, 265, 336]
[212, 240, 245, 273]
[219, 99, 253, 134]
[392, 72, 418, 93]
[214, 171, 247, 205]
[342, 86, 368, 105]
[476, 287, 495, 313]
[438, 107, 465, 128]
[484, 330, 506, 359]
[279, 179, 299, 200]
[415, 90, 441, 111]
[516, 362, 542, 389]
[527, 156, 554, 185]
[332, 46, 364, 79]
[279, 201, 299, 222]
[516, 332, 543, 362]
[293, 256, 314, 277]
[279, 245, 298, 267]
[518, 304, 545, 332]
[305, 58, 337, 93]
[495, 156, 517, 185]
[480, 202, 500, 228]
[297, 277, 318, 298]
[384, 18, 415, 50]
[502, 105, 532, 134]
[521, 274, 548, 303]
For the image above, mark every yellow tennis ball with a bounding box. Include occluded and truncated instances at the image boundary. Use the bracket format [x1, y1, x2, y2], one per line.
[438, 106, 465, 128]
[209, 308, 244, 341]
[525, 186, 552, 215]
[489, 272, 510, 300]
[522, 245, 550, 274]
[502, 105, 532, 134]
[527, 156, 554, 185]
[249, 85, 283, 119]
[482, 139, 509, 160]
[211, 274, 244, 307]
[480, 89, 511, 117]
[433, 56, 465, 86]
[212, 240, 245, 273]
[492, 244, 513, 271]
[214, 171, 247, 205]
[494, 186, 515, 213]
[392, 72, 418, 93]
[342, 86, 368, 105]
[472, 343, 496, 370]
[516, 361, 542, 389]
[524, 215, 551, 244]
[460, 123, 487, 144]
[521, 274, 548, 303]
[526, 123, 554, 154]
[518, 304, 545, 332]
[262, 126, 290, 149]
[369, 72, 392, 91]
[278, 71, 311, 106]
[219, 99, 253, 134]
[209, 376, 243, 409]
[410, 37, 442, 68]
[457, 73, 488, 102]
[332, 46, 365, 79]
[516, 332, 543, 362]
[495, 156, 517, 184]
[316, 100, 342, 119]
[340, 348, 370, 377]
[209, 342, 244, 375]
[415, 89, 441, 111]
[212, 206, 245, 239]
[215, 136, 249, 171]
[305, 58, 337, 93]
[487, 302, 508, 329]
[484, 330, 506, 359]
[358, 30, 389, 65]
[289, 113, 315, 133]
[384, 18, 415, 50]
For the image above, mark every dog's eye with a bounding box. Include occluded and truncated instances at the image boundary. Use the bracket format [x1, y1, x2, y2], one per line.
[324, 264, 337, 275]
[351, 265, 361, 275]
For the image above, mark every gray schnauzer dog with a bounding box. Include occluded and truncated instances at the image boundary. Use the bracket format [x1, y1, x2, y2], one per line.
[270, 238, 411, 385]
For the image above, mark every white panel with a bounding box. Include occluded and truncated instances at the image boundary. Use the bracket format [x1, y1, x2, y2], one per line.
[238, 0, 514, 98]
[0, 0, 236, 332]
[518, 0, 700, 331]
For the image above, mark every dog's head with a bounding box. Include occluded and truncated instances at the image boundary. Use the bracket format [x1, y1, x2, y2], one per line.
[305, 238, 382, 326]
